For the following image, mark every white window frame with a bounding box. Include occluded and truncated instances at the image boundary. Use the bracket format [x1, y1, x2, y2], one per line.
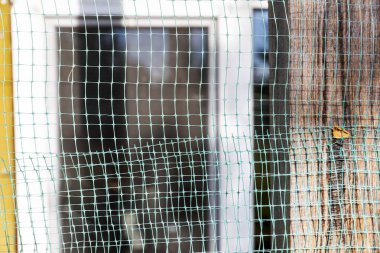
[12, 0, 266, 252]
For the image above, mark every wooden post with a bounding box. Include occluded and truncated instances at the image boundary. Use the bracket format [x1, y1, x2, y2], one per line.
[0, 1, 15, 252]
[285, 0, 380, 251]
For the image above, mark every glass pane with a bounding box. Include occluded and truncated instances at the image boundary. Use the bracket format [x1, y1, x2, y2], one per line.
[252, 9, 271, 252]
[58, 26, 209, 253]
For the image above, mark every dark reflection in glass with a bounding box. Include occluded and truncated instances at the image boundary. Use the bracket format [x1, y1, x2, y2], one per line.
[253, 10, 269, 85]
[58, 26, 209, 253]
[252, 9, 272, 253]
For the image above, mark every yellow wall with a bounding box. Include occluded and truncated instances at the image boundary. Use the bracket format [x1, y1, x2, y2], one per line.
[0, 1, 16, 252]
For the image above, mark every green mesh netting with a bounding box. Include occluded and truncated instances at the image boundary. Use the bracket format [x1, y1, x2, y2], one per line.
[2, 0, 380, 252]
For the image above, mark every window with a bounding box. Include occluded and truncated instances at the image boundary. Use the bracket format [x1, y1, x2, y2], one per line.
[14, 1, 255, 252]
[58, 26, 211, 252]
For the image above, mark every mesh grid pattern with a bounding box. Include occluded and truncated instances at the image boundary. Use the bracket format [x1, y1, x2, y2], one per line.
[0, 0, 379, 252]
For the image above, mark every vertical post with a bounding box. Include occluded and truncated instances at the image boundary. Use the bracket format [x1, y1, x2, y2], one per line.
[287, 0, 380, 251]
[217, 2, 253, 252]
[13, 0, 60, 251]
[268, 1, 290, 251]
[0, 1, 15, 252]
